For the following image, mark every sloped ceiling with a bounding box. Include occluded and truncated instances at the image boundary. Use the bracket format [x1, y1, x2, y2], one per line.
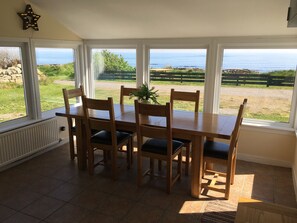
[29, 0, 297, 39]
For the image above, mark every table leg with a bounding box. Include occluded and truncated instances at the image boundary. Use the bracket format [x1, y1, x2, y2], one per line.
[75, 119, 87, 170]
[191, 135, 203, 198]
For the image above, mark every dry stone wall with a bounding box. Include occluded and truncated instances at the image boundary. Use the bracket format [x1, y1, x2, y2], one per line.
[0, 64, 46, 84]
[0, 64, 23, 83]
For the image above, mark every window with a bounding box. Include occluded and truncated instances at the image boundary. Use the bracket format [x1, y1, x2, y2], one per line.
[91, 48, 136, 104]
[35, 48, 76, 112]
[219, 49, 297, 124]
[149, 49, 207, 110]
[0, 46, 27, 123]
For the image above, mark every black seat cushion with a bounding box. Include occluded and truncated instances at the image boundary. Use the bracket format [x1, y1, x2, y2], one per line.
[142, 138, 184, 155]
[173, 138, 191, 144]
[91, 130, 130, 145]
[203, 140, 229, 160]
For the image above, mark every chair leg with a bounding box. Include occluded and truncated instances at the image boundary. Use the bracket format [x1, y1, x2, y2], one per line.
[185, 143, 190, 176]
[231, 157, 237, 185]
[167, 160, 172, 194]
[150, 158, 154, 179]
[225, 165, 232, 199]
[158, 160, 162, 171]
[129, 137, 133, 165]
[69, 134, 75, 160]
[178, 153, 182, 181]
[137, 153, 142, 187]
[111, 149, 117, 180]
[88, 148, 94, 176]
[126, 140, 132, 169]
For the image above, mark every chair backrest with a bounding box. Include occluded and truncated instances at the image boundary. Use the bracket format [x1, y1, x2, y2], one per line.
[134, 100, 172, 156]
[120, 85, 139, 105]
[229, 98, 248, 155]
[170, 89, 200, 112]
[82, 96, 117, 146]
[62, 85, 84, 112]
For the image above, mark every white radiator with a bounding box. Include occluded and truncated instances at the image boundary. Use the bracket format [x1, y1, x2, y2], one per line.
[0, 118, 60, 167]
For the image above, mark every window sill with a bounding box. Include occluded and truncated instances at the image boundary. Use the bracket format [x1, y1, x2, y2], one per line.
[242, 119, 295, 135]
[0, 107, 65, 134]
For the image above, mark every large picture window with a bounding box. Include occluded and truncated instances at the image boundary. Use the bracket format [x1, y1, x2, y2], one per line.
[0, 46, 27, 123]
[91, 48, 136, 104]
[149, 49, 207, 110]
[219, 49, 297, 124]
[35, 48, 76, 112]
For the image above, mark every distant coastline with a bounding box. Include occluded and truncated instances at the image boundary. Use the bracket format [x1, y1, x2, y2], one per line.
[36, 50, 297, 73]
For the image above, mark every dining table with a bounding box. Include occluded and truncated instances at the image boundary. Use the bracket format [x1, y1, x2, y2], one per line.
[56, 103, 236, 198]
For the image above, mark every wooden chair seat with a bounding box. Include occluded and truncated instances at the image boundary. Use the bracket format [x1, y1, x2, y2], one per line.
[142, 138, 184, 155]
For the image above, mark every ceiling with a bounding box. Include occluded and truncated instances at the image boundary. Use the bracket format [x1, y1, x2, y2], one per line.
[29, 0, 297, 39]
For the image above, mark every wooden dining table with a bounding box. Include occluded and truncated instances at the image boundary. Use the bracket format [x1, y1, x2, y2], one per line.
[56, 104, 236, 198]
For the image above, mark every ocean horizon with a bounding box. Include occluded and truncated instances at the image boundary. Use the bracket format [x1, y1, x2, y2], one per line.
[36, 49, 297, 73]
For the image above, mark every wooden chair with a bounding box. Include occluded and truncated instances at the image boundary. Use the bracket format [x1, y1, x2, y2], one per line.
[120, 85, 139, 105]
[119, 85, 139, 163]
[202, 98, 248, 199]
[82, 96, 132, 178]
[62, 85, 84, 160]
[135, 100, 183, 193]
[170, 88, 200, 176]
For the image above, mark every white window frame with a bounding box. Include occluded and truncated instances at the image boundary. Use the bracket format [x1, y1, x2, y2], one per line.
[145, 39, 210, 112]
[84, 40, 139, 98]
[214, 38, 297, 130]
[30, 39, 83, 119]
[0, 38, 36, 132]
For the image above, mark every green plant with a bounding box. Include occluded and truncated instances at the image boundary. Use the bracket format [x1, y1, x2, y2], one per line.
[129, 83, 159, 104]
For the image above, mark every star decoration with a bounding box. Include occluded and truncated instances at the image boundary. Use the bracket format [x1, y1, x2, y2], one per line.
[17, 4, 41, 31]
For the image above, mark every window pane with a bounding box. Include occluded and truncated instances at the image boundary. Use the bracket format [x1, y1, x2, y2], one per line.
[35, 48, 76, 112]
[220, 49, 297, 123]
[0, 47, 27, 123]
[149, 49, 206, 110]
[91, 49, 136, 104]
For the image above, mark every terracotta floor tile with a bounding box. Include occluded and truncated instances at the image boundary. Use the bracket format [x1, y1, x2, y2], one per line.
[21, 196, 65, 220]
[48, 182, 83, 202]
[44, 203, 90, 223]
[0, 143, 296, 222]
[0, 205, 16, 222]
[2, 212, 40, 223]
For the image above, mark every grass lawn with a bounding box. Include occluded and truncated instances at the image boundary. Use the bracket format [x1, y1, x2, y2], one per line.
[0, 79, 293, 123]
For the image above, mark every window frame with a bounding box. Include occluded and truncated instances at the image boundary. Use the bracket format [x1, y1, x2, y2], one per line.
[0, 39, 35, 131]
[84, 40, 138, 98]
[30, 39, 83, 119]
[145, 41, 210, 112]
[214, 40, 297, 129]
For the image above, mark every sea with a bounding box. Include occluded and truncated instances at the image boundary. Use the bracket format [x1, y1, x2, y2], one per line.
[35, 49, 297, 72]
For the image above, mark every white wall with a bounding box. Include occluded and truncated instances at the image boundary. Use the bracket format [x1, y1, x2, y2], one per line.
[0, 0, 80, 40]
[238, 126, 296, 167]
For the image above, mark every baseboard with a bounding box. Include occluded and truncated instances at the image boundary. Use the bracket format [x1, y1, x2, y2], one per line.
[0, 139, 69, 172]
[237, 153, 292, 168]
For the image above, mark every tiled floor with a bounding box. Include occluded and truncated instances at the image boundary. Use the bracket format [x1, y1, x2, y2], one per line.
[0, 143, 296, 222]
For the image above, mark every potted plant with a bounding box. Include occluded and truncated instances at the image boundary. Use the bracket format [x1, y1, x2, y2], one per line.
[129, 83, 159, 104]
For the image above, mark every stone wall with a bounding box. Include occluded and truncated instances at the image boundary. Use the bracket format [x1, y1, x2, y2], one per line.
[0, 64, 46, 84]
[0, 64, 23, 83]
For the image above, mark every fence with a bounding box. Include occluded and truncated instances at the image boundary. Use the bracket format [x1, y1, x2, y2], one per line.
[97, 71, 295, 87]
